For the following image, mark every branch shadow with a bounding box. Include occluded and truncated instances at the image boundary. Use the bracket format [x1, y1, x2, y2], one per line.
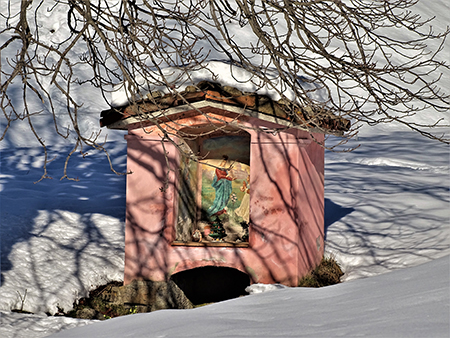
[0, 144, 127, 314]
[1, 130, 448, 315]
[122, 128, 328, 303]
[324, 132, 450, 279]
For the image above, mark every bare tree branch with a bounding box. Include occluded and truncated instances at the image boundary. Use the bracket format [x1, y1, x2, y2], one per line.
[1, 0, 448, 180]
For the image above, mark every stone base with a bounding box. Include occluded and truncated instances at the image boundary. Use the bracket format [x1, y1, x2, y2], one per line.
[99, 280, 193, 312]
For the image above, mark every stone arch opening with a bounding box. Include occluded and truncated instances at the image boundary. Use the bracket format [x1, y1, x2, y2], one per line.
[170, 266, 250, 305]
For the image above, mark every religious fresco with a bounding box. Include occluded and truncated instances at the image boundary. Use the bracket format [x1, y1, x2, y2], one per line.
[200, 158, 250, 242]
[175, 134, 250, 244]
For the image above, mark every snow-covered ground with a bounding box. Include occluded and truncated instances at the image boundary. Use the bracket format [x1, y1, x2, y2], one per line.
[0, 143, 127, 315]
[46, 255, 450, 338]
[1, 0, 449, 337]
[325, 131, 449, 281]
[1, 126, 448, 337]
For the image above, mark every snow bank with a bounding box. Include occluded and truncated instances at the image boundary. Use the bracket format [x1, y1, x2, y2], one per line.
[46, 256, 450, 338]
[0, 311, 93, 338]
[245, 283, 288, 294]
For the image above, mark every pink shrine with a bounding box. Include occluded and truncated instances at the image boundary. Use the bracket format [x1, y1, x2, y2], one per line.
[100, 81, 349, 288]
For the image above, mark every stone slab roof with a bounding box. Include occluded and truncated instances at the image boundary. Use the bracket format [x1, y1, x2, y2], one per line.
[100, 81, 350, 135]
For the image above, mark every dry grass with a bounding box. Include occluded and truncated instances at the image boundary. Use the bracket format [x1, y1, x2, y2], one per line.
[298, 256, 344, 288]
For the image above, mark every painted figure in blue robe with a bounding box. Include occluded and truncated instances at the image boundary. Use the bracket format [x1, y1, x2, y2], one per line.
[208, 156, 235, 216]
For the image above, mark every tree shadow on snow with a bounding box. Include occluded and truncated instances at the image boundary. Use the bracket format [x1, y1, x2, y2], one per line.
[0, 144, 127, 312]
[323, 133, 450, 278]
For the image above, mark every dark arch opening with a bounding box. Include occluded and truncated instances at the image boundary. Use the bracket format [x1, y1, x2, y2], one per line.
[170, 266, 251, 305]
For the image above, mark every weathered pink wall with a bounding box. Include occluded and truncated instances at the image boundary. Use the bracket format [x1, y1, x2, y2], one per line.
[123, 112, 325, 286]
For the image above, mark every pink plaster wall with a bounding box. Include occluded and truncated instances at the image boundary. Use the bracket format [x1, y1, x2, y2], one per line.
[123, 112, 325, 287]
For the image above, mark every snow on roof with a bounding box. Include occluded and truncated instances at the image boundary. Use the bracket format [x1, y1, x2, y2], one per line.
[102, 80, 350, 135]
[110, 61, 305, 107]
[104, 61, 349, 135]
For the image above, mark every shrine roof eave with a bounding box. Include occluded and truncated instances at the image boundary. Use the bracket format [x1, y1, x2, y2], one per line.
[103, 100, 346, 137]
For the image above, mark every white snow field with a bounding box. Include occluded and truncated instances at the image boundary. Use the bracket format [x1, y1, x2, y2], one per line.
[46, 255, 450, 338]
[1, 0, 449, 337]
[1, 126, 448, 338]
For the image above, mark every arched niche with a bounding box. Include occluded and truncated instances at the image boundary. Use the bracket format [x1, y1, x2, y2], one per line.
[174, 125, 251, 246]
